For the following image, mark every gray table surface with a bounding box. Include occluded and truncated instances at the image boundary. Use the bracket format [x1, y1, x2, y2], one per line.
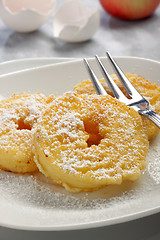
[0, 0, 160, 239]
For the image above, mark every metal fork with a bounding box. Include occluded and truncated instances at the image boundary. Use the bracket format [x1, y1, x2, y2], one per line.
[84, 51, 160, 128]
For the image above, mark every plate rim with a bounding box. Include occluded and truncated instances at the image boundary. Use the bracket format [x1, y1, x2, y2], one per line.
[1, 55, 160, 65]
[0, 56, 159, 78]
[0, 204, 160, 231]
[0, 57, 76, 66]
[0, 57, 77, 77]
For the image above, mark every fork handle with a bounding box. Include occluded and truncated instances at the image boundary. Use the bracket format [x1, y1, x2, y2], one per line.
[139, 109, 160, 128]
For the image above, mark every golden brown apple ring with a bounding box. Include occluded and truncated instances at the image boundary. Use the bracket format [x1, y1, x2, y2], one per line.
[0, 93, 51, 173]
[34, 92, 149, 192]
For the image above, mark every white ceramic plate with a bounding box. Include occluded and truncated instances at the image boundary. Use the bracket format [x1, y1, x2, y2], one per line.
[0, 57, 160, 231]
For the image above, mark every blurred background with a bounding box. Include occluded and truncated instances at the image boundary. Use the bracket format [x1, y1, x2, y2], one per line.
[0, 0, 160, 63]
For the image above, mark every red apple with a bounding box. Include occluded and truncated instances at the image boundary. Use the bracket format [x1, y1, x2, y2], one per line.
[99, 0, 160, 20]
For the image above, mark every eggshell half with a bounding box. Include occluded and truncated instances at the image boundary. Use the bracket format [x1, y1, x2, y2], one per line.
[53, 0, 100, 42]
[0, 0, 56, 32]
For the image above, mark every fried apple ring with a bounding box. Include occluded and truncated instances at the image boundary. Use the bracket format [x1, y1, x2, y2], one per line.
[0, 93, 51, 173]
[34, 92, 149, 192]
[73, 73, 160, 141]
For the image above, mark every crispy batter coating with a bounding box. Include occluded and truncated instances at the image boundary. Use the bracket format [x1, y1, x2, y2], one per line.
[34, 92, 149, 192]
[0, 93, 51, 173]
[73, 73, 160, 140]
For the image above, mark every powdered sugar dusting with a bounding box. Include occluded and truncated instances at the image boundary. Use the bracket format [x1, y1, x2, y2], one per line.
[0, 93, 46, 129]
[0, 95, 5, 101]
[147, 134, 160, 184]
[0, 93, 48, 172]
[35, 92, 149, 192]
[0, 131, 159, 227]
[56, 112, 84, 141]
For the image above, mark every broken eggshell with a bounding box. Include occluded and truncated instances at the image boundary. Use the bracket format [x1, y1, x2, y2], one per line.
[53, 0, 100, 42]
[0, 0, 56, 32]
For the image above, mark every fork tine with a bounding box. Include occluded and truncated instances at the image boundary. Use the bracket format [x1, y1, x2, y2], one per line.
[95, 55, 128, 102]
[106, 51, 144, 101]
[83, 58, 107, 96]
[84, 55, 160, 129]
